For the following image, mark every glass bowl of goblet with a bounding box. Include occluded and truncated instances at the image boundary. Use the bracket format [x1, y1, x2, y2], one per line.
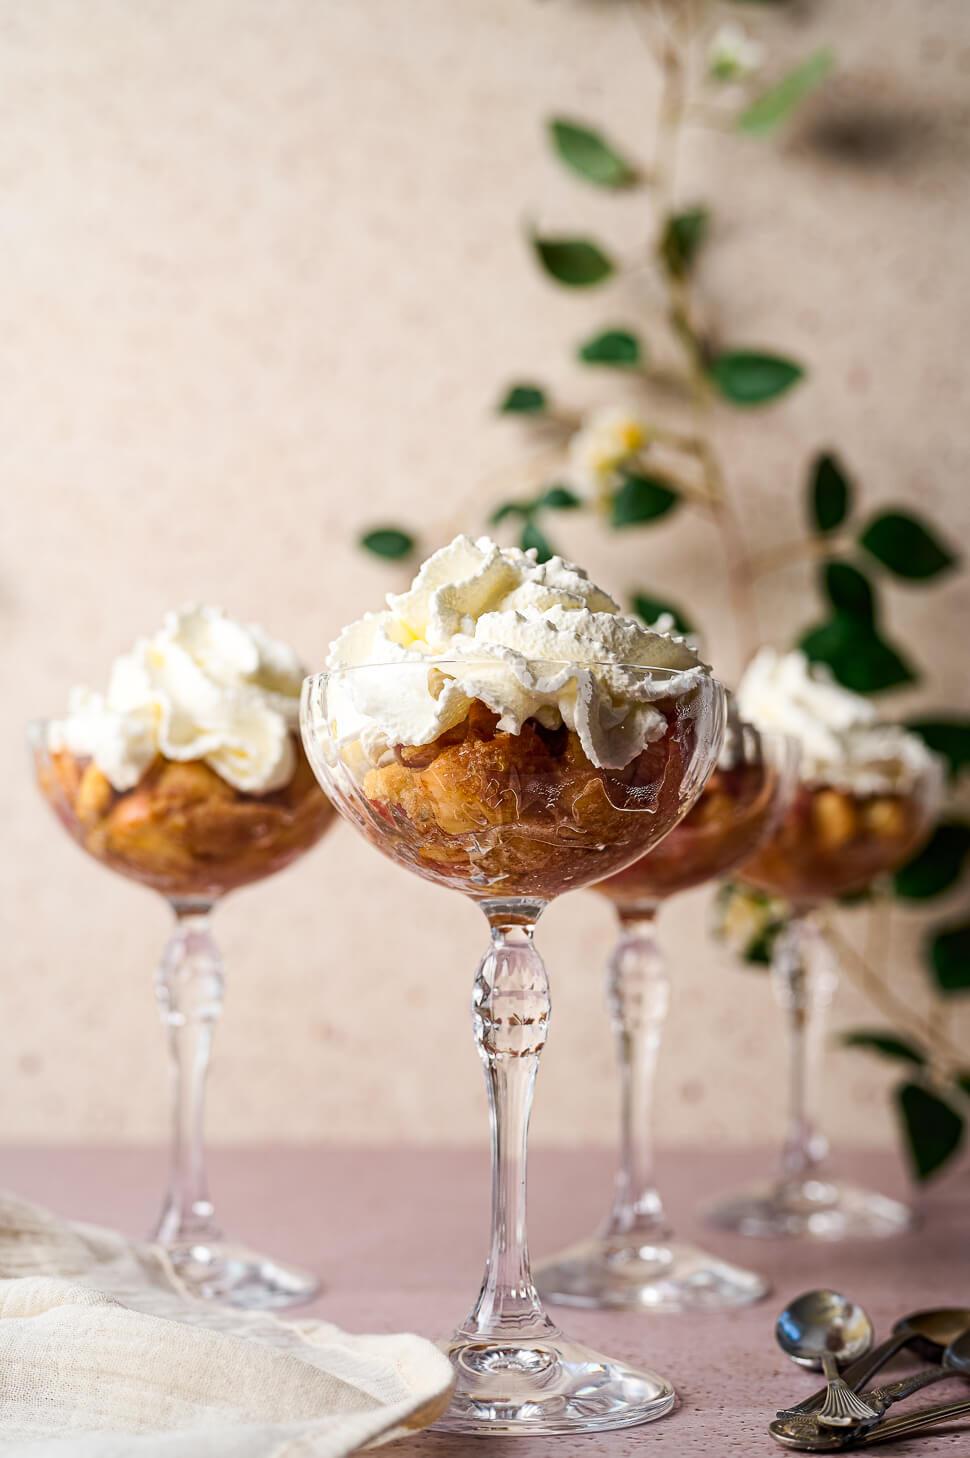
[702, 757, 944, 1240]
[30, 721, 336, 1306]
[301, 659, 724, 1436]
[535, 722, 798, 1312]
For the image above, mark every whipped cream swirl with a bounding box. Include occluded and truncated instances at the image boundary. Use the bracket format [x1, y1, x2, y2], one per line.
[49, 606, 306, 793]
[325, 535, 710, 769]
[737, 648, 937, 794]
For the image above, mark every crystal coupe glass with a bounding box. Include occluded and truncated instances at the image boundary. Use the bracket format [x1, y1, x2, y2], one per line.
[30, 719, 336, 1306]
[703, 757, 943, 1240]
[301, 660, 724, 1436]
[535, 723, 797, 1312]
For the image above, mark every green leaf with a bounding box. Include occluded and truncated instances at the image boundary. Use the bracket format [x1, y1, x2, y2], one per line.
[498, 383, 547, 414]
[895, 1081, 965, 1180]
[822, 561, 875, 625]
[548, 117, 638, 188]
[894, 822, 970, 900]
[860, 511, 958, 581]
[744, 931, 776, 965]
[611, 472, 680, 528]
[539, 484, 582, 510]
[359, 527, 415, 560]
[578, 328, 642, 367]
[738, 50, 836, 136]
[799, 613, 916, 693]
[490, 500, 533, 525]
[520, 520, 554, 563]
[659, 208, 710, 279]
[709, 351, 804, 405]
[532, 234, 614, 287]
[906, 718, 970, 780]
[811, 452, 851, 533]
[928, 921, 970, 994]
[491, 485, 581, 527]
[842, 1030, 926, 1066]
[631, 593, 695, 635]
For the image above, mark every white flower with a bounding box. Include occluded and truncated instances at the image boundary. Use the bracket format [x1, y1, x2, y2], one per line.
[713, 882, 788, 963]
[567, 405, 649, 507]
[708, 22, 763, 82]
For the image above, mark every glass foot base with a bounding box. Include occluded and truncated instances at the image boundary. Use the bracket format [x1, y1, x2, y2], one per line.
[165, 1239, 320, 1309]
[433, 1327, 675, 1435]
[702, 1176, 913, 1240]
[535, 1235, 768, 1313]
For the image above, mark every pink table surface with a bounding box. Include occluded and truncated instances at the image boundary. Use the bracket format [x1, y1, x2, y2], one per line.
[2, 1145, 968, 1456]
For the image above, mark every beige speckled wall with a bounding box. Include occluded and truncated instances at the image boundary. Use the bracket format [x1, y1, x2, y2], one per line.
[4, 0, 969, 1149]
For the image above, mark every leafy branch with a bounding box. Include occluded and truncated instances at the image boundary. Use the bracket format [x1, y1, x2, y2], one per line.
[352, 0, 969, 1178]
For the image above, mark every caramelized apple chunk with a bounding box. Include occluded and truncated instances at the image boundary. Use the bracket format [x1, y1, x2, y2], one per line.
[863, 797, 907, 839]
[811, 789, 858, 850]
[75, 764, 114, 827]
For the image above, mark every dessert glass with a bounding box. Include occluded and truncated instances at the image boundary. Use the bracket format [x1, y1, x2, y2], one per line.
[301, 660, 724, 1436]
[30, 720, 336, 1305]
[703, 761, 943, 1240]
[535, 723, 797, 1312]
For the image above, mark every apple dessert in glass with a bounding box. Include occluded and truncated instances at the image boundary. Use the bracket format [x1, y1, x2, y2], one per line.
[535, 709, 797, 1313]
[32, 606, 336, 1306]
[702, 649, 943, 1240]
[301, 535, 725, 1436]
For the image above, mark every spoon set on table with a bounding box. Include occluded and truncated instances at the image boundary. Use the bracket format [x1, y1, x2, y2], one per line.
[770, 1291, 970, 1450]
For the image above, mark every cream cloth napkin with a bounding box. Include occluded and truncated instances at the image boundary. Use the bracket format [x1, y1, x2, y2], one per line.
[0, 1191, 454, 1457]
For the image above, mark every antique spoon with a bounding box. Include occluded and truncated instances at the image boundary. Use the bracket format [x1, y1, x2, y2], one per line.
[776, 1291, 878, 1427]
[778, 1306, 970, 1420]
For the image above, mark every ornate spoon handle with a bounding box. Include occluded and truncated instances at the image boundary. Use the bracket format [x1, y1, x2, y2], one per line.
[858, 1395, 970, 1445]
[777, 1334, 908, 1419]
[817, 1357, 879, 1429]
[862, 1366, 955, 1415]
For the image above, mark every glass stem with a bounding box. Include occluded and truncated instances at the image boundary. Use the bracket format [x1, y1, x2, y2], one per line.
[460, 898, 556, 1341]
[602, 907, 670, 1243]
[152, 900, 224, 1246]
[773, 913, 837, 1181]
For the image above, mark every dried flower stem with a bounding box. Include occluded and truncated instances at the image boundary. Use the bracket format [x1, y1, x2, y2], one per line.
[645, 11, 955, 1078]
[749, 534, 853, 575]
[644, 0, 761, 663]
[825, 916, 964, 1072]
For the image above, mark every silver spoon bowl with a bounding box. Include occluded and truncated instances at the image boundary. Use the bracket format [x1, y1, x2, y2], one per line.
[777, 1290, 874, 1368]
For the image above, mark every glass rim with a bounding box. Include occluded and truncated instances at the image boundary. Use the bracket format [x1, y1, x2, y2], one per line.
[303, 660, 720, 682]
